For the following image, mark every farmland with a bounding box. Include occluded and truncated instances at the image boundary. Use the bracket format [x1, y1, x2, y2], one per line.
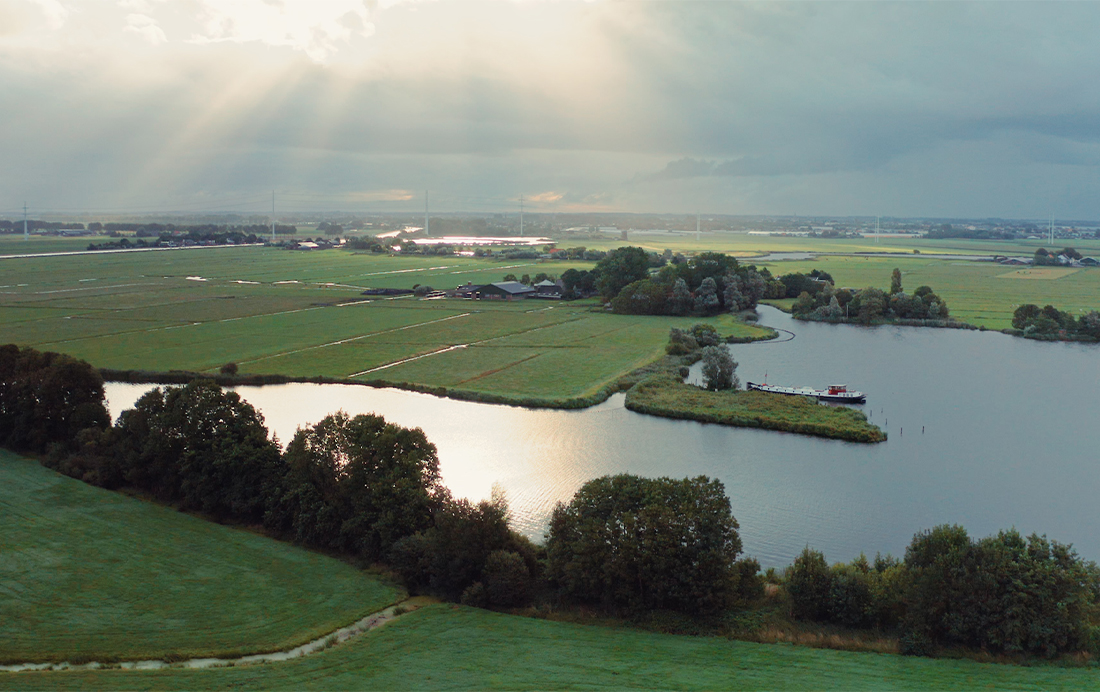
[577, 229, 1100, 259]
[0, 246, 766, 404]
[0, 451, 401, 664]
[4, 602, 1094, 690]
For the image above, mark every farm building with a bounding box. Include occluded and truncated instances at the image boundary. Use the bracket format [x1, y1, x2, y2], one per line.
[453, 283, 485, 298]
[533, 279, 563, 299]
[479, 281, 536, 300]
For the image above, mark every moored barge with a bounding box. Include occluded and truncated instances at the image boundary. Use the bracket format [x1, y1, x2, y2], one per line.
[746, 382, 866, 404]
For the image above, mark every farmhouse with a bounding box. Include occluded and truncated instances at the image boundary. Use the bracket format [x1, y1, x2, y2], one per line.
[479, 281, 536, 300]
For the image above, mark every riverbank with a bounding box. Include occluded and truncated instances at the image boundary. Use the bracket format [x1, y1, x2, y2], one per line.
[625, 370, 887, 443]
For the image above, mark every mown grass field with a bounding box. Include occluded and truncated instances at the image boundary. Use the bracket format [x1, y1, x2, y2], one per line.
[0, 451, 401, 664]
[0, 247, 773, 403]
[754, 255, 1100, 329]
[4, 604, 1095, 691]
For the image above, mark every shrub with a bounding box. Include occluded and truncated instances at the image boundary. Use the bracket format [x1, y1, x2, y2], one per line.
[219, 362, 239, 375]
[484, 550, 532, 607]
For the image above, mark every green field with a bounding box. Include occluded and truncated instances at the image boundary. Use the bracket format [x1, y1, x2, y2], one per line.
[0, 247, 770, 403]
[0, 451, 401, 664]
[576, 230, 1100, 258]
[5, 604, 1095, 691]
[1, 244, 1095, 394]
[3, 451, 1096, 690]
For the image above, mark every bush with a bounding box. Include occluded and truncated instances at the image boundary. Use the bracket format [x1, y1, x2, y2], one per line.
[484, 550, 532, 607]
[219, 362, 239, 375]
[461, 582, 489, 608]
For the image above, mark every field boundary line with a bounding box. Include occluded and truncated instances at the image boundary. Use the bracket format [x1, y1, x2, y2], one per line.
[241, 313, 472, 365]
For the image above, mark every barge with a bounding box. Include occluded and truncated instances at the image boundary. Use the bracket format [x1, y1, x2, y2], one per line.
[746, 382, 866, 404]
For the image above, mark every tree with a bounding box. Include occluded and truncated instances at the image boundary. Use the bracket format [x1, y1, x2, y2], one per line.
[389, 489, 538, 603]
[669, 278, 693, 315]
[594, 246, 651, 300]
[785, 548, 833, 621]
[902, 525, 1100, 656]
[520, 274, 532, 285]
[547, 474, 743, 614]
[700, 346, 738, 391]
[889, 268, 903, 295]
[609, 279, 669, 315]
[503, 273, 517, 282]
[272, 411, 443, 559]
[852, 287, 886, 324]
[112, 380, 282, 521]
[0, 345, 110, 454]
[693, 277, 720, 313]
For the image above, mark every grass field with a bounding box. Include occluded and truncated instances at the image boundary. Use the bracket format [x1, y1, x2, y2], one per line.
[0, 247, 773, 403]
[574, 229, 1100, 258]
[1, 245, 1095, 390]
[0, 451, 401, 664]
[4, 604, 1095, 691]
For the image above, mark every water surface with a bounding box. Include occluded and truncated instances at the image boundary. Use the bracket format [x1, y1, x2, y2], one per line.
[105, 307, 1100, 567]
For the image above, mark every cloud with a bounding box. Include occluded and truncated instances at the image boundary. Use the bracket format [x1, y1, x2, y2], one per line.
[187, 0, 375, 63]
[124, 14, 167, 45]
[526, 191, 564, 203]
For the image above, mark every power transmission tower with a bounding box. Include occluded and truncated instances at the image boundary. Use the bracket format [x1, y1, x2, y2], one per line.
[23, 202, 28, 240]
[271, 191, 276, 243]
[425, 190, 430, 237]
[519, 194, 524, 237]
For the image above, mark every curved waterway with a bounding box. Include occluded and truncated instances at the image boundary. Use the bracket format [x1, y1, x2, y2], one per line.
[105, 307, 1100, 568]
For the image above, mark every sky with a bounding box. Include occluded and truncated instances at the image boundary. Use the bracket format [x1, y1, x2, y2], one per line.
[3, 0, 1100, 219]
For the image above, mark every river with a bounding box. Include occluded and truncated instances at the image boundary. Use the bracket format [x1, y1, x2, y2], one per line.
[104, 307, 1100, 567]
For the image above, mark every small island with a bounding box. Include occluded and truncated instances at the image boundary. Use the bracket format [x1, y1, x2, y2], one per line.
[624, 325, 886, 443]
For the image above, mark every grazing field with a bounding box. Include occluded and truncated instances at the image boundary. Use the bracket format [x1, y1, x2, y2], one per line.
[0, 451, 401, 664]
[0, 247, 773, 403]
[575, 230, 1100, 258]
[3, 604, 1094, 691]
[754, 256, 1100, 329]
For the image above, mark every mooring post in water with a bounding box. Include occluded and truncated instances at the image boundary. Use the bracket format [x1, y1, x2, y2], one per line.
[922, 426, 925, 434]
[900, 427, 903, 436]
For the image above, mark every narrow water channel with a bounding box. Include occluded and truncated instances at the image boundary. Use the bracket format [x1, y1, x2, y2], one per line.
[105, 307, 1100, 567]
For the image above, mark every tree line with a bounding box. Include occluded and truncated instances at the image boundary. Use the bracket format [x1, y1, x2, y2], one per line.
[3, 343, 1097, 659]
[589, 247, 784, 315]
[1012, 304, 1100, 341]
[787, 268, 954, 325]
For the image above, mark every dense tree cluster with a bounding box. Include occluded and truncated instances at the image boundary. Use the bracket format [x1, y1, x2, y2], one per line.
[547, 474, 754, 614]
[597, 249, 777, 316]
[787, 269, 951, 325]
[785, 526, 1100, 657]
[1012, 304, 1100, 340]
[0, 345, 110, 454]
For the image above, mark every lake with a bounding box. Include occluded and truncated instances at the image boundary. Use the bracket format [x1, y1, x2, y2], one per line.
[105, 307, 1100, 568]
